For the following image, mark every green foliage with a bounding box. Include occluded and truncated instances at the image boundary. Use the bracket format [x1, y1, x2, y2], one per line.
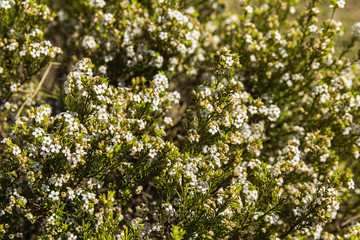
[0, 0, 360, 239]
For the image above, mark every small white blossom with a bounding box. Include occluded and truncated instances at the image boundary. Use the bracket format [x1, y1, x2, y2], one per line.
[89, 0, 106, 8]
[48, 190, 60, 201]
[12, 146, 21, 155]
[244, 5, 253, 13]
[103, 13, 113, 24]
[0, 0, 14, 9]
[348, 179, 355, 190]
[149, 149, 157, 158]
[32, 128, 44, 138]
[67, 233, 77, 240]
[330, 0, 345, 8]
[209, 125, 218, 135]
[164, 117, 173, 125]
[159, 31, 168, 40]
[308, 25, 318, 33]
[98, 65, 107, 74]
[351, 22, 360, 38]
[82, 36, 97, 49]
[9, 83, 17, 92]
[290, 6, 296, 14]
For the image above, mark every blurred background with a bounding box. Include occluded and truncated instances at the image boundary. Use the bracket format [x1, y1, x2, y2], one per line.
[228, 0, 360, 56]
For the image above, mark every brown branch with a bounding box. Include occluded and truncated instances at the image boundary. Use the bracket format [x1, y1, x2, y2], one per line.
[340, 214, 360, 228]
[15, 62, 61, 119]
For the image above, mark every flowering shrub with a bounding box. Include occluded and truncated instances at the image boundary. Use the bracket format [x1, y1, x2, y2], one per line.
[0, 0, 360, 239]
[0, 0, 62, 132]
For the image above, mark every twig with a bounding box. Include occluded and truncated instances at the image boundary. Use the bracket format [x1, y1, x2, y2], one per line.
[15, 62, 61, 119]
[281, 204, 318, 238]
[340, 214, 360, 228]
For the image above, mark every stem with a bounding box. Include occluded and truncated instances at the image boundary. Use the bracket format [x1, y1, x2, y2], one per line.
[15, 62, 61, 119]
[281, 204, 318, 238]
[339, 37, 357, 59]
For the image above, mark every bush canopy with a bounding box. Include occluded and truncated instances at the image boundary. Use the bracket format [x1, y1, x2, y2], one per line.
[1, 0, 360, 239]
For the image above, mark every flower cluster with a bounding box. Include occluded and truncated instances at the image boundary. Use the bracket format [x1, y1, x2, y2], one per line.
[0, 58, 182, 239]
[47, 0, 205, 85]
[0, 0, 61, 134]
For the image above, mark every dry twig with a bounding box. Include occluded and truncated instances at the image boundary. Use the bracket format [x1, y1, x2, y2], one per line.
[15, 62, 61, 119]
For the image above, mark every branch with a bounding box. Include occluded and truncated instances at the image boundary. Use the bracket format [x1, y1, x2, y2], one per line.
[340, 214, 360, 228]
[15, 62, 61, 119]
[281, 204, 318, 238]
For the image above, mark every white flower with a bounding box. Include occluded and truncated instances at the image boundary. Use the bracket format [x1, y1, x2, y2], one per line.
[233, 110, 248, 128]
[89, 0, 106, 8]
[351, 22, 360, 38]
[250, 54, 256, 62]
[49, 190, 60, 201]
[57, 10, 68, 21]
[225, 56, 234, 67]
[330, 0, 345, 8]
[311, 62, 320, 70]
[247, 189, 258, 204]
[209, 125, 218, 135]
[125, 132, 134, 142]
[308, 25, 318, 33]
[348, 179, 355, 190]
[163, 203, 175, 216]
[19, 50, 27, 57]
[267, 105, 281, 122]
[244, 5, 253, 13]
[168, 9, 189, 25]
[43, 136, 52, 145]
[290, 6, 296, 14]
[153, 73, 169, 89]
[67, 188, 75, 200]
[82, 36, 97, 49]
[50, 144, 62, 153]
[9, 83, 17, 92]
[30, 28, 43, 37]
[320, 153, 329, 162]
[68, 233, 77, 240]
[314, 224, 323, 240]
[6, 41, 18, 51]
[327, 19, 343, 32]
[312, 7, 320, 14]
[159, 31, 168, 40]
[149, 149, 157, 158]
[148, 24, 156, 32]
[164, 117, 173, 125]
[12, 146, 21, 155]
[103, 13, 113, 24]
[339, 71, 354, 89]
[98, 65, 107, 74]
[248, 106, 257, 114]
[154, 55, 164, 68]
[32, 128, 44, 138]
[185, 7, 195, 15]
[0, 0, 14, 9]
[265, 30, 282, 41]
[46, 214, 56, 225]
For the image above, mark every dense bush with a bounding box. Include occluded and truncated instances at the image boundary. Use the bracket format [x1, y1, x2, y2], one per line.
[1, 0, 360, 239]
